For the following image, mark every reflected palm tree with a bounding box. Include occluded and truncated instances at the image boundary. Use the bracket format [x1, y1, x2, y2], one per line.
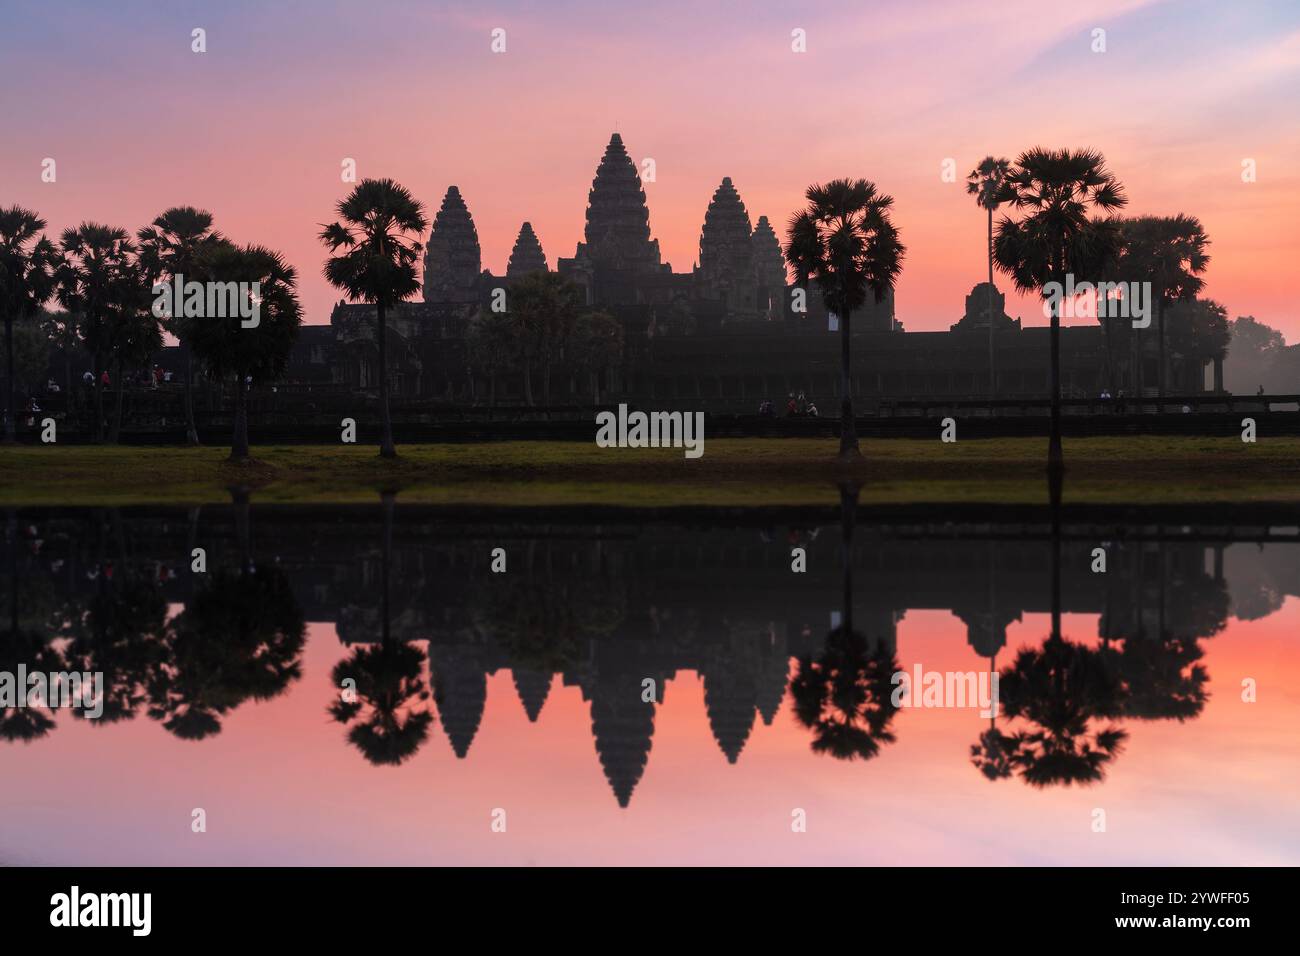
[971, 471, 1128, 786]
[64, 509, 166, 724]
[1117, 629, 1208, 721]
[147, 489, 305, 739]
[791, 484, 900, 759]
[327, 491, 432, 765]
[0, 510, 67, 741]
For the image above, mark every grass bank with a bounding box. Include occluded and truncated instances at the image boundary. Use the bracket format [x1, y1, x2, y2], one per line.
[0, 437, 1296, 507]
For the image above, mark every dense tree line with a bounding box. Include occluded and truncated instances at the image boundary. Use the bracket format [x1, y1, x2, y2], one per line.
[0, 204, 301, 459]
[789, 146, 1248, 467]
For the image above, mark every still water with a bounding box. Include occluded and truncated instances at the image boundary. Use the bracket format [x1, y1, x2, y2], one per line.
[2, 498, 1297, 865]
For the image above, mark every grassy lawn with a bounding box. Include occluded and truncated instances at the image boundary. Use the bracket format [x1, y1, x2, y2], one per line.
[1, 436, 1297, 506]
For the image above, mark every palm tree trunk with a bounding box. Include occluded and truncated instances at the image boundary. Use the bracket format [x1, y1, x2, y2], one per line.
[1133, 328, 1143, 399]
[64, 351, 73, 415]
[380, 491, 394, 644]
[523, 362, 534, 406]
[838, 307, 860, 461]
[1049, 466, 1063, 641]
[232, 487, 252, 575]
[839, 483, 857, 636]
[93, 350, 105, 444]
[1156, 297, 1166, 412]
[1101, 317, 1116, 396]
[987, 207, 995, 403]
[109, 357, 125, 443]
[183, 346, 200, 446]
[3, 315, 14, 443]
[186, 505, 201, 599]
[376, 301, 396, 458]
[1048, 280, 1063, 474]
[230, 370, 250, 461]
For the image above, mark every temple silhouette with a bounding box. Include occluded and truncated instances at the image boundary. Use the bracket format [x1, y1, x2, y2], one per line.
[315, 133, 1220, 408]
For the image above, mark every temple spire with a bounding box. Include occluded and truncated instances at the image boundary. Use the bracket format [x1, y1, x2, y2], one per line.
[581, 133, 661, 275]
[751, 215, 787, 319]
[698, 177, 756, 317]
[512, 668, 553, 722]
[423, 185, 482, 304]
[506, 221, 548, 278]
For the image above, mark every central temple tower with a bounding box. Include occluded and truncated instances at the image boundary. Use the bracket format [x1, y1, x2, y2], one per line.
[579, 133, 662, 276]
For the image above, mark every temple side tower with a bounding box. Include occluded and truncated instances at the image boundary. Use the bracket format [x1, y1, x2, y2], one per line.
[751, 215, 787, 320]
[697, 177, 756, 319]
[506, 221, 548, 278]
[423, 186, 482, 304]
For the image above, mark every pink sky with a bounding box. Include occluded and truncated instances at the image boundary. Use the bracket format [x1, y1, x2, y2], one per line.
[2, 0, 1297, 335]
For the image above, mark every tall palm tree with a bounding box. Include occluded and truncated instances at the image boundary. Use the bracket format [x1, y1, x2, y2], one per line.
[790, 483, 901, 759]
[327, 492, 433, 765]
[0, 207, 60, 443]
[187, 243, 302, 461]
[786, 179, 905, 462]
[971, 473, 1129, 786]
[320, 179, 428, 458]
[137, 207, 228, 445]
[1112, 215, 1210, 405]
[966, 157, 1011, 401]
[55, 223, 138, 443]
[994, 149, 1126, 472]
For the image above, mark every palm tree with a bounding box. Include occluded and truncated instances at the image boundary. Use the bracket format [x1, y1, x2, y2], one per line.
[786, 179, 905, 462]
[64, 509, 167, 725]
[320, 179, 428, 458]
[972, 470, 1129, 786]
[993, 148, 1126, 472]
[327, 492, 433, 765]
[186, 243, 302, 461]
[137, 207, 228, 445]
[0, 207, 60, 443]
[105, 254, 161, 443]
[0, 510, 68, 741]
[790, 484, 901, 759]
[1112, 215, 1210, 406]
[966, 157, 1011, 401]
[148, 490, 305, 739]
[55, 223, 138, 443]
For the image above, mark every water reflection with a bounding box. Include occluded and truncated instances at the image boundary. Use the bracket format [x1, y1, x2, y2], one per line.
[3, 489, 1297, 810]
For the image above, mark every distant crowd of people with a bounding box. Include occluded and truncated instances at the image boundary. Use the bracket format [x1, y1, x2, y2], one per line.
[758, 391, 820, 418]
[79, 366, 176, 390]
